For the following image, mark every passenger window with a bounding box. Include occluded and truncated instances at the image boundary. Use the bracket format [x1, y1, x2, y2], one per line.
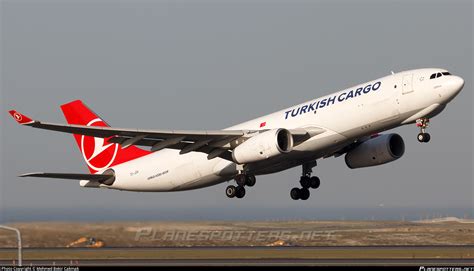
[436, 73, 442, 78]
[430, 73, 436, 79]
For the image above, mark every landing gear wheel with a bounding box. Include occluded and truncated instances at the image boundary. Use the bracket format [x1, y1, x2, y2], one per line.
[416, 118, 431, 143]
[226, 185, 236, 198]
[300, 176, 311, 189]
[299, 188, 310, 200]
[290, 188, 300, 200]
[245, 175, 256, 187]
[235, 186, 246, 198]
[291, 161, 319, 200]
[417, 133, 431, 143]
[310, 176, 320, 189]
[235, 174, 246, 186]
[417, 133, 425, 142]
[423, 133, 431, 142]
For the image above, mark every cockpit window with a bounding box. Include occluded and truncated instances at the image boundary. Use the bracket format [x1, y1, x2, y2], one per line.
[430, 71, 451, 79]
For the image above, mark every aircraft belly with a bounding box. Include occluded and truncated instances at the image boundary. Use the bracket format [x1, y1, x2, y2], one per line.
[248, 131, 350, 175]
[161, 152, 231, 191]
[170, 175, 231, 191]
[293, 131, 348, 153]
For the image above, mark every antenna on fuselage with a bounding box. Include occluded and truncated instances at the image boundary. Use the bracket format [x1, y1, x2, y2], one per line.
[391, 71, 395, 75]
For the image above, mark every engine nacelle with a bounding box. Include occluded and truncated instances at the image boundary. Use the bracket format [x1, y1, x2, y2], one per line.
[100, 168, 116, 185]
[79, 168, 115, 188]
[345, 133, 405, 169]
[232, 128, 293, 164]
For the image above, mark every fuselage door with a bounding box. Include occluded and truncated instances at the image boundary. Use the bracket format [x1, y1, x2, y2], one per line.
[402, 74, 414, 94]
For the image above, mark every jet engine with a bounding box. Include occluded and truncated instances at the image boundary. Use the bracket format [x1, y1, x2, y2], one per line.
[99, 168, 116, 185]
[345, 133, 405, 169]
[232, 128, 293, 164]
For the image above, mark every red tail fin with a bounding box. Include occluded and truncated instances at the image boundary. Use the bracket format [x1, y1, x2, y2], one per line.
[60, 100, 150, 173]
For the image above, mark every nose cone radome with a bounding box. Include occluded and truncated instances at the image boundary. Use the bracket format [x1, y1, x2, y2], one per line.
[445, 75, 464, 101]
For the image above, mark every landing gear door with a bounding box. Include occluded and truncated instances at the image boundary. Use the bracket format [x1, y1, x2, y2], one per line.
[402, 74, 414, 94]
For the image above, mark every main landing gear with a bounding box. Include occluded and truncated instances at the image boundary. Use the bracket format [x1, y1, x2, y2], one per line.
[290, 161, 320, 200]
[226, 173, 256, 199]
[416, 118, 431, 143]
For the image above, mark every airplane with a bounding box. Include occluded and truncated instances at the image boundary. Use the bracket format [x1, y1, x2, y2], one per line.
[8, 68, 464, 200]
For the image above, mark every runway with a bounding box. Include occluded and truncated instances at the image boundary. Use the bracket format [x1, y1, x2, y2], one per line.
[1, 246, 473, 266]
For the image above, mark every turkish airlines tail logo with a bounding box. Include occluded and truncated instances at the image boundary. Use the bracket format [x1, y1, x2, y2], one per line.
[61, 100, 150, 174]
[80, 118, 118, 172]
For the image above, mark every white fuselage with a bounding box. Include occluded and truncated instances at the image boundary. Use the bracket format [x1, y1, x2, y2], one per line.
[81, 68, 464, 191]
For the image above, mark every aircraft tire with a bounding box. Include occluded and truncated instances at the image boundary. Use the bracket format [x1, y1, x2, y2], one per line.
[236, 186, 246, 198]
[310, 176, 320, 189]
[245, 175, 256, 187]
[300, 188, 310, 200]
[226, 185, 236, 198]
[290, 188, 300, 200]
[423, 133, 431, 142]
[300, 176, 311, 189]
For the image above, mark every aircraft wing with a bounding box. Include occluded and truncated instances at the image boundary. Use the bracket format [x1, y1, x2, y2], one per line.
[9, 110, 325, 161]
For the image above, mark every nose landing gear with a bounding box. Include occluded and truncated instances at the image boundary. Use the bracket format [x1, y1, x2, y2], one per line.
[291, 161, 320, 200]
[416, 118, 431, 143]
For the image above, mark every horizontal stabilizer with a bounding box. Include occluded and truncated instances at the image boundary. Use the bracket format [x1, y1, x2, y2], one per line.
[19, 172, 115, 183]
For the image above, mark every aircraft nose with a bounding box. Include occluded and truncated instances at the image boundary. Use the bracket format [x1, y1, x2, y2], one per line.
[445, 75, 464, 99]
[452, 76, 464, 92]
